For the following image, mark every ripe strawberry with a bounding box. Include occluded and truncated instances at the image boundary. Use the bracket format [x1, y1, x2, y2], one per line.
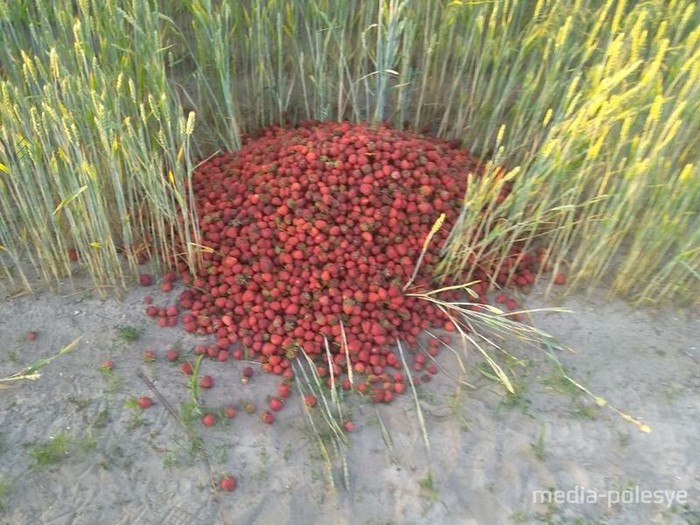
[554, 272, 567, 285]
[202, 413, 216, 427]
[137, 396, 153, 409]
[224, 406, 237, 418]
[199, 375, 214, 389]
[261, 409, 275, 424]
[165, 349, 179, 362]
[278, 383, 291, 399]
[269, 397, 284, 412]
[304, 394, 317, 408]
[343, 420, 355, 432]
[220, 476, 237, 492]
[180, 361, 194, 375]
[26, 331, 38, 342]
[138, 274, 153, 286]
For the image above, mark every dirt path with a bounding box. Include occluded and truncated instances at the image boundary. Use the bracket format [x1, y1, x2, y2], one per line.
[1, 280, 697, 524]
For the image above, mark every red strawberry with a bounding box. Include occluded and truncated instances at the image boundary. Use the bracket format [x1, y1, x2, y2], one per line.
[269, 397, 284, 412]
[224, 406, 237, 418]
[343, 420, 355, 432]
[199, 375, 214, 389]
[202, 413, 216, 427]
[138, 274, 153, 286]
[26, 331, 38, 342]
[137, 396, 153, 409]
[165, 349, 179, 362]
[180, 361, 194, 375]
[554, 272, 567, 285]
[278, 383, 291, 399]
[304, 394, 317, 408]
[219, 476, 237, 492]
[261, 409, 275, 424]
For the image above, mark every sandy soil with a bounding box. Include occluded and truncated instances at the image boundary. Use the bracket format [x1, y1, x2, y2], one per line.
[0, 276, 697, 525]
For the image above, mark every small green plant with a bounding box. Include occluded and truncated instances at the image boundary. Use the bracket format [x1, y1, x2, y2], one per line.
[116, 325, 142, 343]
[418, 472, 438, 502]
[67, 396, 93, 411]
[530, 429, 546, 462]
[571, 404, 598, 420]
[0, 478, 11, 512]
[28, 432, 72, 466]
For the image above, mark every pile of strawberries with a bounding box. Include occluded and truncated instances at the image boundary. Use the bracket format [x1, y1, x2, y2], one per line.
[162, 121, 538, 387]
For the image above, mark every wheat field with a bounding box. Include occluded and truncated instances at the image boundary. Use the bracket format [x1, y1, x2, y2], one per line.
[0, 0, 698, 305]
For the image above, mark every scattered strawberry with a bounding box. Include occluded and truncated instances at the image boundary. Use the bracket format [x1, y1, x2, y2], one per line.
[199, 375, 214, 389]
[219, 476, 237, 492]
[269, 397, 284, 412]
[554, 272, 567, 285]
[278, 383, 291, 399]
[260, 409, 275, 424]
[138, 274, 153, 286]
[224, 406, 237, 418]
[304, 394, 317, 408]
[343, 420, 356, 432]
[202, 413, 216, 427]
[137, 396, 153, 409]
[26, 331, 38, 342]
[180, 361, 194, 375]
[165, 349, 179, 362]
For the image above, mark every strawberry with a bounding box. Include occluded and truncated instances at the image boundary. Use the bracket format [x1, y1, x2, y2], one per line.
[224, 406, 237, 418]
[180, 361, 194, 375]
[199, 375, 214, 389]
[26, 331, 38, 342]
[165, 349, 179, 362]
[269, 397, 284, 412]
[202, 413, 216, 427]
[137, 396, 153, 409]
[138, 274, 153, 286]
[278, 383, 291, 399]
[260, 409, 275, 424]
[304, 394, 317, 408]
[142, 350, 156, 362]
[219, 476, 237, 492]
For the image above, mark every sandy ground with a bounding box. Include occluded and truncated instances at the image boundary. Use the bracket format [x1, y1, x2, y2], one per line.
[0, 276, 697, 525]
